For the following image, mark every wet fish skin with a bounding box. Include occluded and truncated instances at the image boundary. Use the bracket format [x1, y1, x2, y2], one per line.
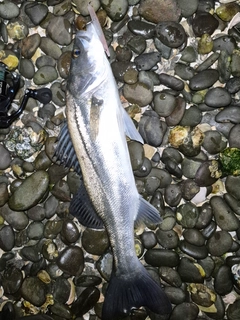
[65, 22, 172, 319]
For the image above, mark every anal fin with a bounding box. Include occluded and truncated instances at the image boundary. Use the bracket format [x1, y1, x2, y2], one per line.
[70, 181, 104, 229]
[135, 196, 162, 227]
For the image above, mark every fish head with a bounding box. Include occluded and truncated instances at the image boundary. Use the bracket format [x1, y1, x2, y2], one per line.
[67, 22, 107, 96]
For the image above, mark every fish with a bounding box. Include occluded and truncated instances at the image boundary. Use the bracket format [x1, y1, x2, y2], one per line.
[55, 9, 172, 320]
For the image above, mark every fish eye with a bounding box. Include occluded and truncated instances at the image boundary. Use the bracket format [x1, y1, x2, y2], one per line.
[73, 49, 81, 58]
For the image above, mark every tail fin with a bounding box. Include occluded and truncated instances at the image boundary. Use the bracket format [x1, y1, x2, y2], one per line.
[102, 265, 172, 320]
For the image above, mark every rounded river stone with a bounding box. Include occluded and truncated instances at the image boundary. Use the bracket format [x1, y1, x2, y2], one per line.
[156, 21, 187, 48]
[210, 196, 240, 231]
[123, 82, 153, 107]
[57, 245, 84, 276]
[207, 230, 233, 256]
[0, 144, 11, 169]
[8, 171, 49, 211]
[205, 87, 231, 107]
[21, 276, 47, 306]
[189, 69, 219, 91]
[0, 225, 15, 251]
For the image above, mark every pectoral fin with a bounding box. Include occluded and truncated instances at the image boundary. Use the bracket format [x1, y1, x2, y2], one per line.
[70, 181, 104, 229]
[122, 107, 143, 144]
[54, 121, 81, 176]
[135, 196, 162, 227]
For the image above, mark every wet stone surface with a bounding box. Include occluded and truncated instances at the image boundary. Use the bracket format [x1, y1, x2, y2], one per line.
[0, 1, 240, 320]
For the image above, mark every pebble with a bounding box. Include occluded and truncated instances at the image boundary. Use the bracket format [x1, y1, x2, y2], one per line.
[27, 221, 45, 240]
[57, 245, 84, 276]
[36, 55, 56, 69]
[159, 73, 184, 91]
[123, 82, 153, 107]
[195, 160, 221, 187]
[179, 240, 208, 259]
[61, 219, 80, 244]
[189, 69, 219, 91]
[20, 33, 41, 59]
[0, 0, 20, 19]
[2, 266, 23, 295]
[0, 204, 29, 230]
[227, 299, 240, 320]
[192, 12, 219, 36]
[159, 266, 182, 287]
[33, 66, 58, 85]
[177, 257, 204, 283]
[50, 81, 66, 107]
[226, 175, 240, 200]
[166, 96, 186, 126]
[71, 287, 100, 317]
[82, 228, 109, 255]
[215, 106, 240, 123]
[144, 249, 180, 267]
[153, 92, 176, 117]
[40, 37, 62, 59]
[100, 0, 128, 21]
[111, 61, 135, 82]
[52, 277, 71, 303]
[27, 205, 46, 221]
[128, 141, 144, 170]
[127, 35, 146, 55]
[164, 184, 182, 207]
[21, 276, 47, 306]
[19, 58, 35, 79]
[214, 265, 233, 296]
[72, 0, 100, 16]
[229, 124, 240, 148]
[213, 35, 237, 55]
[174, 63, 195, 81]
[202, 130, 227, 154]
[140, 231, 157, 249]
[0, 144, 11, 169]
[179, 105, 202, 127]
[177, 0, 198, 17]
[176, 202, 199, 228]
[127, 20, 156, 39]
[207, 230, 233, 256]
[211, 196, 240, 231]
[170, 302, 199, 320]
[47, 16, 72, 45]
[0, 225, 15, 251]
[134, 52, 161, 71]
[8, 171, 49, 211]
[138, 110, 167, 147]
[138, 0, 181, 23]
[165, 286, 186, 305]
[25, 2, 48, 25]
[156, 229, 179, 249]
[156, 21, 187, 48]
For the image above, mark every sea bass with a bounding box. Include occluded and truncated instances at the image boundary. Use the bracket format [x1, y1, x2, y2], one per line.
[55, 18, 172, 320]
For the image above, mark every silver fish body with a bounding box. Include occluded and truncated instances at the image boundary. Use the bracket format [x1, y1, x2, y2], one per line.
[63, 22, 171, 319]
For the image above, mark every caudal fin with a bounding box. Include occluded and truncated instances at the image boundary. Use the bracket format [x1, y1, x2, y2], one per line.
[102, 265, 172, 320]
